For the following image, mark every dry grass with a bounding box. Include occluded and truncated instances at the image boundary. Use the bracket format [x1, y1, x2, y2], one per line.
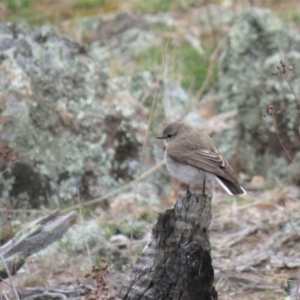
[1, 1, 300, 300]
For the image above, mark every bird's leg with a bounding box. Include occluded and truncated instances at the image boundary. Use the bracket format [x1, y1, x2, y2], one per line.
[202, 179, 206, 195]
[186, 184, 190, 195]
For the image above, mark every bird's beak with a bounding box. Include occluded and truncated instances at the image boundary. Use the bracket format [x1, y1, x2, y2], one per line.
[156, 135, 166, 139]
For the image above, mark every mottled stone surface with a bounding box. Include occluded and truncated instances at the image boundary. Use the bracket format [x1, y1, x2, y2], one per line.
[107, 71, 195, 131]
[0, 22, 163, 209]
[78, 12, 157, 72]
[218, 8, 300, 180]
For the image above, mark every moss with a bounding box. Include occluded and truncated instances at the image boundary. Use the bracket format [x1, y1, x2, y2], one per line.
[136, 46, 163, 73]
[137, 208, 156, 222]
[103, 222, 118, 239]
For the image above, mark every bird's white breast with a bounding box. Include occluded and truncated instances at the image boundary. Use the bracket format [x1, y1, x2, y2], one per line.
[164, 151, 209, 184]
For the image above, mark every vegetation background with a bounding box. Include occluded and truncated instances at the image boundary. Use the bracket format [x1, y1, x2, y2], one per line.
[1, 0, 300, 299]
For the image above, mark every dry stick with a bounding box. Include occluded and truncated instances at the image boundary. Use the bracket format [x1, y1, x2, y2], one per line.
[0, 40, 223, 216]
[63, 161, 164, 213]
[77, 190, 92, 267]
[129, 20, 174, 268]
[0, 205, 50, 214]
[100, 23, 118, 78]
[272, 64, 300, 299]
[270, 105, 300, 248]
[204, 0, 218, 48]
[194, 34, 226, 104]
[283, 206, 300, 240]
[0, 161, 165, 214]
[282, 206, 300, 300]
[176, 35, 226, 121]
[0, 160, 12, 176]
[271, 114, 300, 173]
[269, 112, 300, 255]
[0, 255, 20, 300]
[285, 64, 300, 107]
[3, 203, 19, 294]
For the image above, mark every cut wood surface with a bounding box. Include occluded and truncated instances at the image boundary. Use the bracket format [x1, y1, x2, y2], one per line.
[119, 192, 217, 300]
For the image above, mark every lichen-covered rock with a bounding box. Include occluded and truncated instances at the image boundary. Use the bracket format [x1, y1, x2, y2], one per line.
[218, 8, 300, 180]
[107, 71, 195, 132]
[0, 22, 161, 209]
[78, 12, 157, 72]
[198, 4, 235, 35]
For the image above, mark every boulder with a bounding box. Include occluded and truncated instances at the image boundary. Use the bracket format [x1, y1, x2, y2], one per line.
[218, 8, 300, 181]
[0, 22, 153, 209]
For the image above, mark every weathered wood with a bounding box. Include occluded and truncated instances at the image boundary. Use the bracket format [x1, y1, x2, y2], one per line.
[0, 209, 77, 281]
[119, 193, 217, 300]
[16, 283, 84, 300]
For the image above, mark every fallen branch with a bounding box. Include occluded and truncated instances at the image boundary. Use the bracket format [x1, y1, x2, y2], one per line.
[0, 209, 77, 281]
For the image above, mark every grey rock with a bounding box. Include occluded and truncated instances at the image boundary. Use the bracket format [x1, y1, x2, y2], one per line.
[19, 283, 84, 300]
[144, 12, 175, 27]
[198, 4, 236, 35]
[34, 220, 105, 256]
[78, 12, 157, 70]
[218, 8, 300, 180]
[92, 241, 130, 271]
[268, 217, 300, 251]
[107, 71, 195, 131]
[0, 19, 194, 210]
[109, 234, 130, 249]
[0, 22, 156, 209]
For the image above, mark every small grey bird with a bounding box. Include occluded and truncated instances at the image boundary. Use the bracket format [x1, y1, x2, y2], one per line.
[157, 122, 246, 195]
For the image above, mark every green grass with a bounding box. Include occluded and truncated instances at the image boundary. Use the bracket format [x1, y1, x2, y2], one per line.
[137, 42, 219, 95]
[136, 46, 163, 73]
[2, 0, 39, 24]
[3, 0, 32, 11]
[119, 217, 147, 239]
[228, 196, 250, 206]
[74, 0, 109, 9]
[292, 11, 300, 24]
[136, 0, 190, 14]
[1, 0, 63, 25]
[173, 42, 219, 93]
[1, 0, 114, 25]
[102, 217, 147, 239]
[103, 222, 118, 239]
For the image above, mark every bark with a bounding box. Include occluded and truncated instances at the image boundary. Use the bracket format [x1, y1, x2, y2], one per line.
[119, 192, 217, 300]
[0, 209, 77, 281]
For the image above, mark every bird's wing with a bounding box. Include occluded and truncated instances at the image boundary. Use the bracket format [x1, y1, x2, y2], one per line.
[167, 134, 238, 185]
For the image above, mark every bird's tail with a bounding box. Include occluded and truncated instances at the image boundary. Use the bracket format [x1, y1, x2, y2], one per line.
[215, 176, 246, 196]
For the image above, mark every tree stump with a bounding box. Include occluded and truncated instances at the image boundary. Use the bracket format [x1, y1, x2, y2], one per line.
[119, 193, 217, 300]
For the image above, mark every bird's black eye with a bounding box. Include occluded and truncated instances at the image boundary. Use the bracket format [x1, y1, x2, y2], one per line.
[167, 134, 172, 138]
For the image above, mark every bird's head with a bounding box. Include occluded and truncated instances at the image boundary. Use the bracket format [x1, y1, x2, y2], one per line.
[157, 122, 187, 146]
